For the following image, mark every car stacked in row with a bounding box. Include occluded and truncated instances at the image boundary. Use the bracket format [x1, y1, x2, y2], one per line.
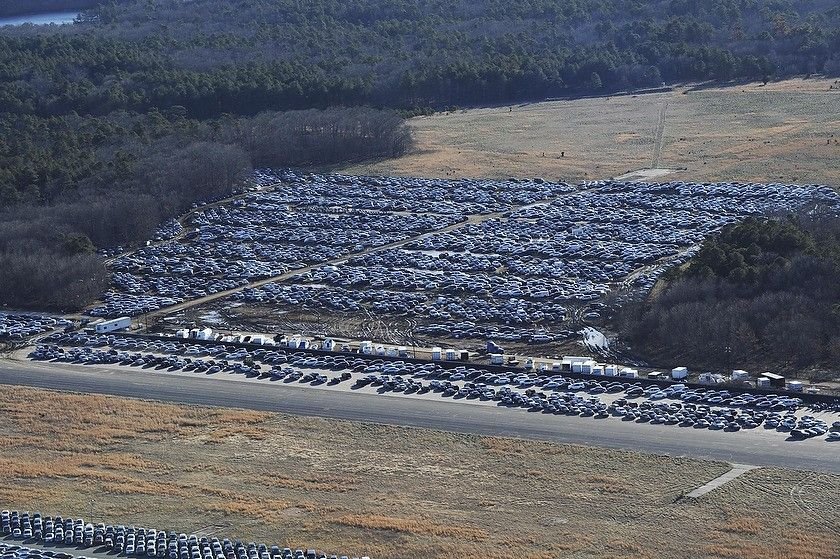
[90, 169, 577, 318]
[224, 175, 840, 346]
[29, 332, 840, 441]
[1, 510, 367, 559]
[0, 314, 71, 341]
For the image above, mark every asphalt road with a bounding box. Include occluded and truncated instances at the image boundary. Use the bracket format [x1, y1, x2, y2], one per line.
[1, 360, 837, 473]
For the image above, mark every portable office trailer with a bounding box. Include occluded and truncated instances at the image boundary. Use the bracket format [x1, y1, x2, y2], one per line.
[359, 341, 373, 355]
[489, 354, 504, 365]
[648, 371, 664, 380]
[604, 364, 618, 376]
[194, 327, 213, 340]
[591, 364, 604, 375]
[757, 377, 771, 389]
[760, 372, 785, 388]
[430, 347, 443, 360]
[572, 359, 595, 374]
[322, 338, 335, 351]
[731, 369, 750, 382]
[444, 349, 458, 361]
[175, 329, 190, 339]
[699, 372, 725, 385]
[671, 366, 688, 380]
[619, 367, 639, 378]
[787, 380, 803, 392]
[562, 356, 591, 371]
[95, 317, 131, 334]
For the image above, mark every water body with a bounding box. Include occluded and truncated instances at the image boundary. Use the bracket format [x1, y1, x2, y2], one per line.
[0, 11, 79, 26]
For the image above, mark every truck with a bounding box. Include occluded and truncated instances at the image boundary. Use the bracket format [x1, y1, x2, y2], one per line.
[94, 317, 131, 334]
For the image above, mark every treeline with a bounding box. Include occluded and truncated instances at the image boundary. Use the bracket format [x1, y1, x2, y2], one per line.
[620, 216, 840, 376]
[0, 0, 837, 120]
[0, 107, 412, 310]
[0, 1, 103, 18]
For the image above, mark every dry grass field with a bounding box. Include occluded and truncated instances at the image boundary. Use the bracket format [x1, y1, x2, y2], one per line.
[345, 78, 840, 187]
[1, 386, 838, 559]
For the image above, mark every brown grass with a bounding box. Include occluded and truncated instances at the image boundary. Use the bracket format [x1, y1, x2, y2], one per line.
[333, 514, 489, 541]
[0, 385, 836, 559]
[345, 78, 840, 188]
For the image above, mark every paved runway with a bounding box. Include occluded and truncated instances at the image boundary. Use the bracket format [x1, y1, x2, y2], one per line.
[0, 359, 837, 473]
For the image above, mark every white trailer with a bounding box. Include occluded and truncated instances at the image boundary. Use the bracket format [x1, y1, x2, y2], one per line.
[731, 369, 750, 382]
[95, 317, 131, 334]
[671, 366, 688, 380]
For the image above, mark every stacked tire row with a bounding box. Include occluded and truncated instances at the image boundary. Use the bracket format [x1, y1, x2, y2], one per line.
[1, 510, 367, 559]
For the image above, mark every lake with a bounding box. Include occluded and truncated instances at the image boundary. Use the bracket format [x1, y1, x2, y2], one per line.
[0, 11, 79, 26]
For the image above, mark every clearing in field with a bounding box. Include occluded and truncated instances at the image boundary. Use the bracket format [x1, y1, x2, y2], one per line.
[345, 78, 840, 187]
[1, 386, 837, 559]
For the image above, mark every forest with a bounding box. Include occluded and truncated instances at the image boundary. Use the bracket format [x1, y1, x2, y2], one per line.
[1, 0, 839, 309]
[620, 215, 840, 377]
[0, 107, 412, 310]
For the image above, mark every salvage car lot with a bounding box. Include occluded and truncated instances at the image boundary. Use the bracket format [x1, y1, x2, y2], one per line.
[96, 170, 840, 349]
[0, 510, 362, 559]
[28, 332, 840, 444]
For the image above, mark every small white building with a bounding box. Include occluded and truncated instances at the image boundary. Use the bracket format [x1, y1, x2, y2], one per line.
[787, 380, 804, 392]
[430, 347, 443, 360]
[322, 338, 335, 351]
[604, 364, 618, 377]
[562, 355, 591, 370]
[375, 345, 386, 356]
[489, 354, 504, 365]
[571, 359, 596, 374]
[619, 367, 639, 378]
[359, 341, 374, 355]
[698, 372, 725, 385]
[445, 349, 458, 361]
[195, 327, 213, 340]
[671, 366, 689, 380]
[731, 369, 750, 382]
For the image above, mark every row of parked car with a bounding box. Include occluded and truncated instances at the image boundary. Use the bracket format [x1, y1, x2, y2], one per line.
[251, 169, 575, 215]
[29, 332, 840, 441]
[0, 542, 78, 559]
[0, 314, 71, 341]
[1, 510, 366, 559]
